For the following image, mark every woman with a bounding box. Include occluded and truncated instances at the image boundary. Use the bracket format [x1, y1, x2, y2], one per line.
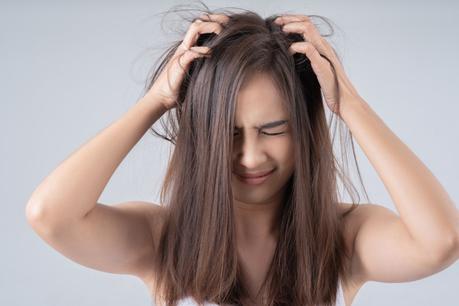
[25, 6, 459, 306]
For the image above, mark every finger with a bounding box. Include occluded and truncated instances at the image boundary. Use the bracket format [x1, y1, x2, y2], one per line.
[276, 15, 344, 68]
[274, 14, 310, 24]
[166, 47, 210, 89]
[181, 19, 223, 50]
[197, 13, 231, 24]
[288, 41, 331, 73]
[176, 47, 211, 69]
[280, 20, 329, 54]
[186, 46, 212, 55]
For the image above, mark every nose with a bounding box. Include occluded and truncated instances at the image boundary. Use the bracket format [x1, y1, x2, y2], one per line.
[233, 133, 268, 170]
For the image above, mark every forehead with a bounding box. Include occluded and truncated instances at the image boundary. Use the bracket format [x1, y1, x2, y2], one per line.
[235, 72, 287, 123]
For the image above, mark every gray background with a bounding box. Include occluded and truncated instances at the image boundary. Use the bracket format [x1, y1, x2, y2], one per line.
[2, 0, 458, 305]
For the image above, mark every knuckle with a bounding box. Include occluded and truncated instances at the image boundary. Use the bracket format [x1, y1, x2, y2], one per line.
[212, 23, 223, 33]
[187, 48, 203, 56]
[178, 44, 189, 52]
[217, 14, 231, 23]
[304, 22, 314, 32]
[190, 21, 200, 30]
[183, 48, 195, 55]
[203, 14, 230, 25]
[316, 37, 327, 48]
[178, 51, 190, 61]
[304, 43, 313, 52]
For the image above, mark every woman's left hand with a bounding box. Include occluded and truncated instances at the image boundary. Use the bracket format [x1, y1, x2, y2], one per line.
[274, 14, 361, 116]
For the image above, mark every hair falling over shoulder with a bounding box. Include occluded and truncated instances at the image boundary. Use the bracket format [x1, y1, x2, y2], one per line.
[140, 2, 370, 305]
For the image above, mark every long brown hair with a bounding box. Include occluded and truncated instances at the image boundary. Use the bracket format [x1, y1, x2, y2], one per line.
[140, 2, 370, 305]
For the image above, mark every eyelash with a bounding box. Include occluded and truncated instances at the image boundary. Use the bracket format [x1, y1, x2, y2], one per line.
[233, 131, 285, 136]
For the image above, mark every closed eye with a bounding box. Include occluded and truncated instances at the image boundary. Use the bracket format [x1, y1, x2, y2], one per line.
[233, 131, 285, 136]
[262, 131, 285, 136]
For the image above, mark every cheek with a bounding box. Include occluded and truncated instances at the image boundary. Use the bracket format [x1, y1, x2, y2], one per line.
[273, 137, 295, 164]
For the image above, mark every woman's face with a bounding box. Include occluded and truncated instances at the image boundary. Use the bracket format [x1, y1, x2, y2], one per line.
[232, 72, 295, 205]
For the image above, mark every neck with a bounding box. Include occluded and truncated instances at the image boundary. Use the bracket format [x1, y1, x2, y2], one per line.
[233, 190, 285, 243]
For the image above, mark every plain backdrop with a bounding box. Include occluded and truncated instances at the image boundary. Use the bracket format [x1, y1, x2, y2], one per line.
[2, 0, 458, 305]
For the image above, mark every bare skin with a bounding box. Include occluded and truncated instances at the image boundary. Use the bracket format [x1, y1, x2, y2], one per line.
[26, 11, 459, 306]
[231, 72, 294, 246]
[139, 202, 362, 306]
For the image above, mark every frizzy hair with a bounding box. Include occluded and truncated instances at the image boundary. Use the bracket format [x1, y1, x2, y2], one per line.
[138, 2, 370, 306]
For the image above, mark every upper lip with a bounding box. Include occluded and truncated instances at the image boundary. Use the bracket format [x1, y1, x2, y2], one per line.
[235, 169, 274, 178]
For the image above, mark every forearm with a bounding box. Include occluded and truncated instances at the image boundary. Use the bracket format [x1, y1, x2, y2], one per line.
[339, 96, 459, 250]
[26, 93, 167, 224]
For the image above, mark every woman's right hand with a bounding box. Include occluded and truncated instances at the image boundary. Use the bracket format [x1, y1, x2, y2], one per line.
[147, 13, 230, 111]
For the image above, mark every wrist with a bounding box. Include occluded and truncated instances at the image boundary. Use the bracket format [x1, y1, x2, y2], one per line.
[140, 92, 171, 112]
[338, 94, 369, 121]
[137, 93, 170, 118]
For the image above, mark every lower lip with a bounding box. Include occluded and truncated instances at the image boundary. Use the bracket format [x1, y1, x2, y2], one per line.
[235, 169, 275, 185]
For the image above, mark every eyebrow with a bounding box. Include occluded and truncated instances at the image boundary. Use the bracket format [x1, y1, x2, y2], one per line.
[234, 119, 289, 130]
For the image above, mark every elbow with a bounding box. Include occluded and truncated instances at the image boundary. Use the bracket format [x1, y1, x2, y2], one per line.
[426, 209, 459, 266]
[25, 200, 59, 238]
[453, 225, 459, 261]
[447, 213, 459, 262]
[25, 199, 55, 230]
[25, 200, 46, 223]
[432, 230, 459, 266]
[25, 200, 48, 231]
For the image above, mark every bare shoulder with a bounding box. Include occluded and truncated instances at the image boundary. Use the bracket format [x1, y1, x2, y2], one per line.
[337, 202, 363, 273]
[336, 202, 437, 306]
[140, 201, 168, 234]
[117, 200, 167, 241]
[337, 202, 368, 305]
[107, 200, 168, 288]
[136, 201, 168, 283]
[337, 202, 362, 251]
